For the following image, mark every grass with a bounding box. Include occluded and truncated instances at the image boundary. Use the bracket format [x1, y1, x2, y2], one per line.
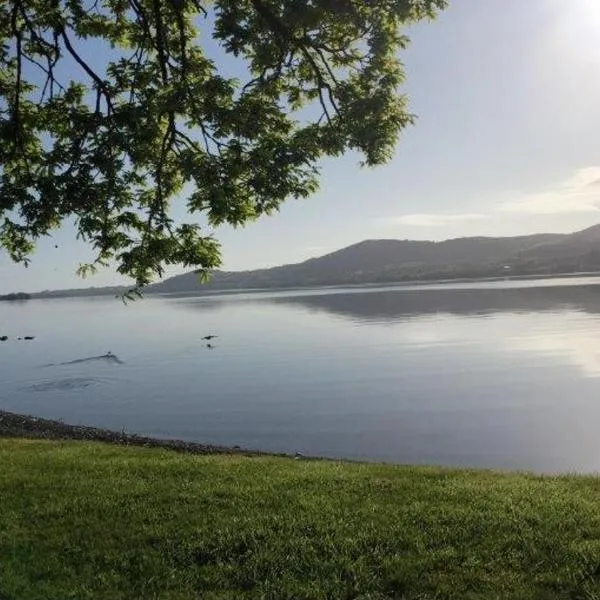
[2, 440, 600, 599]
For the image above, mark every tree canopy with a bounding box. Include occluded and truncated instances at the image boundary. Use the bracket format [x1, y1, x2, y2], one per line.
[1, 0, 447, 288]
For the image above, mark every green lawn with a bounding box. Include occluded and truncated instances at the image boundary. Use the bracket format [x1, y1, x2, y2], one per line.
[2, 440, 600, 599]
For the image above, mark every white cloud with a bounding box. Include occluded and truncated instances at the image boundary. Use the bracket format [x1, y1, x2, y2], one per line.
[498, 166, 600, 215]
[390, 213, 487, 227]
[379, 166, 600, 240]
[385, 167, 600, 231]
[571, 166, 600, 188]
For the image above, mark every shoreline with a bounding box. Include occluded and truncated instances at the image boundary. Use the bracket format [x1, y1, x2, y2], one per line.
[0, 409, 293, 459]
[5, 270, 600, 302]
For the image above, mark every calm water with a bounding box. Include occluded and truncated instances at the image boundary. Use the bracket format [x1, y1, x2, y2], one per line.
[4, 277, 600, 472]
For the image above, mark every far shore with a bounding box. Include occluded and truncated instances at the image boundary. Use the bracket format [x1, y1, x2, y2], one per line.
[4, 269, 600, 302]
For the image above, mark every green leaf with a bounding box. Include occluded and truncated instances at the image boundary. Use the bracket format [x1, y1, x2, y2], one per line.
[0, 0, 448, 288]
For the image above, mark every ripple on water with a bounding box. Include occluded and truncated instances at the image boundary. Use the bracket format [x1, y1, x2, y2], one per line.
[25, 378, 104, 392]
[40, 352, 125, 368]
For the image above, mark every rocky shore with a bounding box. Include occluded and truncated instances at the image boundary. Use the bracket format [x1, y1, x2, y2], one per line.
[0, 409, 290, 458]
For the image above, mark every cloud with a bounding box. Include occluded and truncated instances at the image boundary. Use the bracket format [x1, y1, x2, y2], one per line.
[382, 166, 600, 233]
[572, 167, 600, 188]
[498, 166, 600, 215]
[499, 192, 600, 215]
[391, 213, 487, 227]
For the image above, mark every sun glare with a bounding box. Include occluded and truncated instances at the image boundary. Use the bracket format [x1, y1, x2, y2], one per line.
[576, 0, 600, 28]
[557, 0, 600, 59]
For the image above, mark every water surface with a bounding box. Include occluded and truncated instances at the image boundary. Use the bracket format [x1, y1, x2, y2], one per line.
[3, 277, 600, 472]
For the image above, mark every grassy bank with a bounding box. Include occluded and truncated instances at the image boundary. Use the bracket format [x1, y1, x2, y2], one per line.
[2, 439, 600, 599]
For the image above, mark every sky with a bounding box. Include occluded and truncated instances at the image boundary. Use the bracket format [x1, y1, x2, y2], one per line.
[2, 0, 600, 293]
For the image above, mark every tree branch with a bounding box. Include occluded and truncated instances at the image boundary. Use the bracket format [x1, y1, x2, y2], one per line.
[151, 0, 169, 86]
[60, 28, 115, 114]
[10, 1, 23, 156]
[250, 0, 341, 123]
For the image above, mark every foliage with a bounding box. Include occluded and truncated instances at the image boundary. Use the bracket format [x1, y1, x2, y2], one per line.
[3, 438, 600, 599]
[0, 291, 31, 300]
[0, 0, 446, 287]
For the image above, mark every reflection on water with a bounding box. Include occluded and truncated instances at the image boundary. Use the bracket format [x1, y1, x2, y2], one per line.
[266, 283, 600, 321]
[4, 277, 600, 472]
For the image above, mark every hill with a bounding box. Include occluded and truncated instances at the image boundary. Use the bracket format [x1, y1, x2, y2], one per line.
[11, 224, 600, 298]
[150, 224, 600, 293]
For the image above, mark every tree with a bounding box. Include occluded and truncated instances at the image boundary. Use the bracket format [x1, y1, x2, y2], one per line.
[1, 0, 447, 289]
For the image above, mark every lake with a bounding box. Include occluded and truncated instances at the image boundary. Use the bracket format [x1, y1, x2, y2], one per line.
[3, 277, 600, 473]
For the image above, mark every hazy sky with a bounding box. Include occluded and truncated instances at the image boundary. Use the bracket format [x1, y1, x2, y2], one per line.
[2, 0, 600, 293]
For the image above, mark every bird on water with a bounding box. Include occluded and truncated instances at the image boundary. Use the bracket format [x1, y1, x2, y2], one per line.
[202, 335, 218, 340]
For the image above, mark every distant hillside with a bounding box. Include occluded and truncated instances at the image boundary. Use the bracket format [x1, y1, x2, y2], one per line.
[150, 224, 600, 293]
[14, 224, 600, 299]
[30, 285, 130, 300]
[0, 292, 32, 302]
